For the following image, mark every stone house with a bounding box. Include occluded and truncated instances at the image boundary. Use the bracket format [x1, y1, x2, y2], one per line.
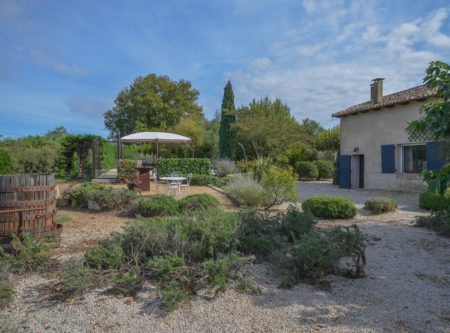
[332, 78, 447, 192]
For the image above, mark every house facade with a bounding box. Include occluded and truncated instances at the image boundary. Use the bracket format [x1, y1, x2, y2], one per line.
[332, 79, 446, 192]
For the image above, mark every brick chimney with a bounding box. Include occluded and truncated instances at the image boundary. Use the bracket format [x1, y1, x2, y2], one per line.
[371, 78, 384, 104]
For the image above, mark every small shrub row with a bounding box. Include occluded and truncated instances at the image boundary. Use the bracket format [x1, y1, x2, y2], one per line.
[157, 158, 212, 177]
[64, 183, 137, 211]
[419, 189, 450, 211]
[302, 195, 356, 219]
[364, 197, 397, 214]
[295, 160, 335, 180]
[415, 210, 450, 237]
[138, 194, 220, 217]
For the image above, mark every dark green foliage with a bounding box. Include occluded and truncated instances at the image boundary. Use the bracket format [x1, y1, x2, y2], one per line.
[364, 197, 398, 214]
[302, 195, 357, 219]
[415, 210, 450, 236]
[138, 195, 180, 217]
[280, 206, 317, 242]
[65, 183, 137, 210]
[178, 194, 219, 212]
[0, 149, 13, 174]
[0, 234, 56, 272]
[190, 174, 226, 187]
[295, 161, 319, 180]
[157, 158, 212, 177]
[419, 189, 450, 211]
[0, 263, 13, 309]
[111, 266, 143, 296]
[314, 160, 334, 179]
[85, 243, 124, 270]
[219, 81, 237, 160]
[69, 152, 80, 179]
[101, 142, 117, 172]
[117, 159, 138, 182]
[279, 225, 367, 287]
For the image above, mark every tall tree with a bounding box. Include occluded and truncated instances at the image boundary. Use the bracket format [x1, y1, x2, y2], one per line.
[235, 97, 303, 159]
[104, 74, 203, 139]
[218, 81, 237, 159]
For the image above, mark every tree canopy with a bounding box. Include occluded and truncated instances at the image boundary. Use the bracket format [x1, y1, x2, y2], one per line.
[235, 97, 303, 159]
[104, 74, 203, 139]
[219, 81, 237, 159]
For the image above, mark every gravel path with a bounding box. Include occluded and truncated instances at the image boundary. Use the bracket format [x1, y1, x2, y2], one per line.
[2, 219, 450, 333]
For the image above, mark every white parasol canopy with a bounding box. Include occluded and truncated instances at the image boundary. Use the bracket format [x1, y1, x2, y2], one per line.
[120, 132, 191, 143]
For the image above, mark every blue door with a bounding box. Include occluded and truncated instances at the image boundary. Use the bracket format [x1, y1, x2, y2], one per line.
[339, 155, 351, 188]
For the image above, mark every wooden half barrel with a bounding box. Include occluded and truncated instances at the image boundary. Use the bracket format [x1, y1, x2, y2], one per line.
[0, 174, 61, 245]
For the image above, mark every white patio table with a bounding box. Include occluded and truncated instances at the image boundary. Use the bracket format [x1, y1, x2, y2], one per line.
[160, 176, 186, 195]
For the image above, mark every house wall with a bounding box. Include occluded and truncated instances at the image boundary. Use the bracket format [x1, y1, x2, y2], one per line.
[339, 100, 433, 192]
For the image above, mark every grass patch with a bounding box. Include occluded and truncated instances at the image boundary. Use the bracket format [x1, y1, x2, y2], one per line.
[55, 215, 72, 223]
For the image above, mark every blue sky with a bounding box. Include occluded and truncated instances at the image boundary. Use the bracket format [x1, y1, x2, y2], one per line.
[0, 0, 449, 138]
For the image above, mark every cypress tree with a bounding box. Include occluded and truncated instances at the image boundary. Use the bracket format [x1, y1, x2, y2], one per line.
[218, 81, 236, 159]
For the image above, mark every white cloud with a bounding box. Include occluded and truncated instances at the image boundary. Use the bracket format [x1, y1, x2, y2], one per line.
[67, 97, 113, 116]
[227, 5, 450, 128]
[32, 50, 88, 78]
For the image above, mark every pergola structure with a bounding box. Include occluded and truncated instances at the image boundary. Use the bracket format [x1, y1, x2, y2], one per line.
[118, 131, 192, 160]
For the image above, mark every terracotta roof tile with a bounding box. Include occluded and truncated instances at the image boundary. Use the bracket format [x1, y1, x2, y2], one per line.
[332, 85, 436, 118]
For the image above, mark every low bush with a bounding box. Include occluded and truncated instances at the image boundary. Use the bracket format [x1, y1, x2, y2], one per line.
[364, 197, 397, 214]
[314, 160, 334, 180]
[280, 205, 317, 242]
[225, 173, 267, 207]
[0, 149, 14, 174]
[0, 234, 56, 272]
[302, 195, 357, 219]
[419, 189, 450, 211]
[279, 225, 367, 287]
[85, 243, 124, 270]
[190, 174, 225, 187]
[415, 210, 450, 237]
[0, 262, 13, 309]
[213, 158, 236, 177]
[117, 159, 138, 182]
[261, 166, 299, 209]
[178, 194, 219, 212]
[55, 260, 101, 299]
[64, 183, 137, 210]
[157, 158, 212, 177]
[138, 195, 179, 217]
[295, 161, 319, 180]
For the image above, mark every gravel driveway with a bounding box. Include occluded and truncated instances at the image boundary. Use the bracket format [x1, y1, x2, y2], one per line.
[298, 181, 421, 212]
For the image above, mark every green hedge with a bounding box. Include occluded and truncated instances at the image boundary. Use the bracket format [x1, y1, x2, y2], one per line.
[138, 195, 180, 217]
[178, 194, 219, 212]
[0, 149, 13, 174]
[419, 189, 450, 211]
[190, 174, 225, 187]
[364, 197, 397, 214]
[295, 161, 319, 180]
[157, 158, 211, 177]
[302, 195, 356, 219]
[314, 160, 334, 180]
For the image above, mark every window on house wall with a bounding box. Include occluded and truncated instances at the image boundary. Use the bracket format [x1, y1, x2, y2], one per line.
[403, 145, 426, 173]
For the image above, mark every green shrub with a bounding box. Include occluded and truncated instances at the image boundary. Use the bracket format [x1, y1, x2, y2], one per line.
[70, 152, 81, 179]
[213, 158, 236, 177]
[261, 166, 299, 209]
[295, 161, 319, 180]
[419, 189, 450, 211]
[65, 183, 137, 210]
[111, 266, 143, 296]
[157, 158, 212, 177]
[225, 173, 267, 207]
[85, 243, 124, 270]
[190, 174, 225, 187]
[280, 205, 317, 241]
[0, 263, 13, 309]
[138, 195, 180, 217]
[117, 159, 138, 182]
[302, 195, 357, 219]
[55, 260, 100, 299]
[314, 160, 334, 179]
[0, 149, 14, 174]
[364, 197, 397, 214]
[415, 210, 450, 237]
[178, 194, 219, 212]
[279, 225, 367, 287]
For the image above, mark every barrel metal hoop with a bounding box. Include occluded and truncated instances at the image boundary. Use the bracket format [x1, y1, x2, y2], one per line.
[0, 200, 56, 207]
[0, 185, 55, 193]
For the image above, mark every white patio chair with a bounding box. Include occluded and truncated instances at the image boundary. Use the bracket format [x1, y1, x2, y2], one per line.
[180, 173, 192, 194]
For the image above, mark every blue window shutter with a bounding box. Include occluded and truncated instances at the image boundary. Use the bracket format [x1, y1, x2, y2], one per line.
[426, 142, 446, 171]
[381, 144, 395, 173]
[339, 155, 351, 188]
